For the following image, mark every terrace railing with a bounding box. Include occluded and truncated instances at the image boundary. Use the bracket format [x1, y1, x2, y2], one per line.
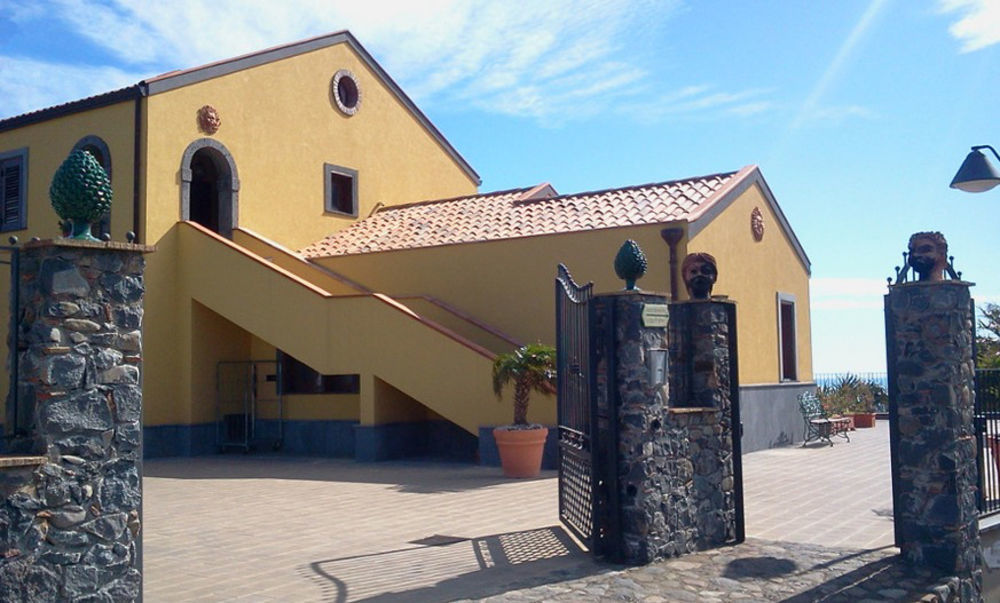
[814, 372, 889, 413]
[976, 368, 1000, 518]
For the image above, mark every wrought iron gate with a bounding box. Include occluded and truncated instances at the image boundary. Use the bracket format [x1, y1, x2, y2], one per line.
[0, 243, 22, 453]
[975, 368, 1000, 517]
[555, 264, 597, 548]
[724, 303, 746, 543]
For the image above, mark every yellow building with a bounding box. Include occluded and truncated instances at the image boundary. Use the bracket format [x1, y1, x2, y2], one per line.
[0, 31, 812, 461]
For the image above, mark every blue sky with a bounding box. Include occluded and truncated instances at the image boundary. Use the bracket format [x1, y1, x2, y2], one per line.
[1, 0, 998, 374]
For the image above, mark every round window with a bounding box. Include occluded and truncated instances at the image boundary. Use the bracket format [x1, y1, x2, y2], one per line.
[332, 69, 361, 116]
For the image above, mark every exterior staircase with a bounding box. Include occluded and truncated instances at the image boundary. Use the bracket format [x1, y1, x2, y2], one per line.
[175, 221, 527, 434]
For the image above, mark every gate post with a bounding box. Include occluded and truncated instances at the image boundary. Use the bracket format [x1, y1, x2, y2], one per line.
[885, 239, 981, 598]
[1, 239, 153, 601]
[668, 299, 743, 546]
[590, 289, 742, 563]
[590, 290, 669, 563]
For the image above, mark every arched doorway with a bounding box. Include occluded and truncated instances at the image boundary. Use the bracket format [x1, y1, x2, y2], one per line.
[180, 139, 239, 236]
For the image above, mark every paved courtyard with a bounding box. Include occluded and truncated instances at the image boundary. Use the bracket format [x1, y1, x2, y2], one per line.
[143, 422, 896, 601]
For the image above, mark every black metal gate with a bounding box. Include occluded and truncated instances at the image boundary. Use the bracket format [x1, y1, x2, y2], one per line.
[1, 243, 23, 453]
[975, 367, 1000, 517]
[555, 263, 597, 548]
[724, 303, 746, 544]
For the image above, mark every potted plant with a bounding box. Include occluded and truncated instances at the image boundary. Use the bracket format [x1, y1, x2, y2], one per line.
[817, 374, 879, 428]
[491, 343, 556, 478]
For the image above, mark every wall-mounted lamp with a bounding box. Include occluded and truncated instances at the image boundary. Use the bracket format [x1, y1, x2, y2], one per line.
[950, 145, 1000, 193]
[647, 347, 669, 387]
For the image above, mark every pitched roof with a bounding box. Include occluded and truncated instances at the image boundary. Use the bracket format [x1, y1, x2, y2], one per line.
[0, 32, 480, 184]
[300, 168, 747, 259]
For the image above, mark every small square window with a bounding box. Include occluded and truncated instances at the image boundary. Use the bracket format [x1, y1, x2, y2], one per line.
[324, 163, 358, 217]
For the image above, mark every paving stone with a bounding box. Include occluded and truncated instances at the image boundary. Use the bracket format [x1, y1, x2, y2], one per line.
[138, 426, 968, 602]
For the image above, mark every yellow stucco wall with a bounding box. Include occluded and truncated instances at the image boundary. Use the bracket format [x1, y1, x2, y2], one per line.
[142, 41, 478, 251]
[314, 223, 680, 347]
[250, 337, 360, 422]
[688, 182, 813, 383]
[190, 300, 252, 424]
[314, 185, 812, 386]
[0, 101, 137, 244]
[137, 39, 479, 429]
[231, 228, 367, 295]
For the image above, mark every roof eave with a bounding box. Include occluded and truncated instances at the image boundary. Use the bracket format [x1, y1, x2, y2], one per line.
[0, 86, 143, 133]
[144, 31, 481, 186]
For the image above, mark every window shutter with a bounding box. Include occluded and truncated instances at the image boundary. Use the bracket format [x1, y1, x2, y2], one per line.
[1, 159, 21, 229]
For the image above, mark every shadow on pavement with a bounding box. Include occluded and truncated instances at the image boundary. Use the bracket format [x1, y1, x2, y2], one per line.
[771, 546, 949, 602]
[723, 556, 797, 579]
[307, 526, 605, 602]
[144, 455, 554, 494]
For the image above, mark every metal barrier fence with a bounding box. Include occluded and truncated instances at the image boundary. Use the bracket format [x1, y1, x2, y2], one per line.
[814, 372, 888, 389]
[976, 368, 1000, 517]
[814, 372, 889, 413]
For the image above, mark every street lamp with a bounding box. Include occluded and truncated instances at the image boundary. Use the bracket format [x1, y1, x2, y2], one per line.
[950, 145, 1000, 193]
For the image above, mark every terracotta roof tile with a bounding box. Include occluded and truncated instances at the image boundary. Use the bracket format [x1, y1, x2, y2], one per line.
[300, 170, 741, 258]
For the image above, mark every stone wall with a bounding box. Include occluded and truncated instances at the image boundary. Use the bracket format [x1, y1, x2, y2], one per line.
[0, 240, 150, 602]
[885, 280, 981, 599]
[668, 301, 736, 410]
[591, 293, 737, 564]
[666, 300, 739, 551]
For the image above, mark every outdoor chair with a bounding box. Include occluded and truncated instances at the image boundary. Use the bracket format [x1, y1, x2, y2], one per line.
[798, 391, 851, 446]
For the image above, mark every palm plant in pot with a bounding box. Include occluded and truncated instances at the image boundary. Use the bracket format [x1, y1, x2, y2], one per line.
[818, 374, 880, 428]
[491, 343, 556, 478]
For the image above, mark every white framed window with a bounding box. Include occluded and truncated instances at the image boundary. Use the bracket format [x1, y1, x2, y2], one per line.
[777, 292, 798, 382]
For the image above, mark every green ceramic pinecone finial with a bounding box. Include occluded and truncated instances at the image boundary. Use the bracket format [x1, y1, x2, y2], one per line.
[614, 239, 647, 290]
[50, 149, 112, 241]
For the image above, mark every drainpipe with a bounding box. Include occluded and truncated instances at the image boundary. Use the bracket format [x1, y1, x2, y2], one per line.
[660, 227, 684, 302]
[132, 83, 148, 243]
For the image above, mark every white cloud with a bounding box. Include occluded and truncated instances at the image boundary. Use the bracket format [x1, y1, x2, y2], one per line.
[0, 56, 141, 119]
[0, 0, 776, 126]
[939, 0, 1000, 52]
[622, 85, 774, 123]
[789, 0, 888, 130]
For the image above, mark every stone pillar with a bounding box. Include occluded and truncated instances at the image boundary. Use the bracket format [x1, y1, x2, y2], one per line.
[1, 240, 152, 602]
[667, 300, 741, 547]
[886, 280, 982, 599]
[591, 292, 740, 564]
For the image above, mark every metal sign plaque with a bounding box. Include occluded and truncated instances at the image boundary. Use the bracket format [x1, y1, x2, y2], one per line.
[641, 303, 669, 327]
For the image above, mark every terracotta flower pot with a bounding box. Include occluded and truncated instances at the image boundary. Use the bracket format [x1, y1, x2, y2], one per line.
[852, 413, 876, 428]
[493, 426, 548, 478]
